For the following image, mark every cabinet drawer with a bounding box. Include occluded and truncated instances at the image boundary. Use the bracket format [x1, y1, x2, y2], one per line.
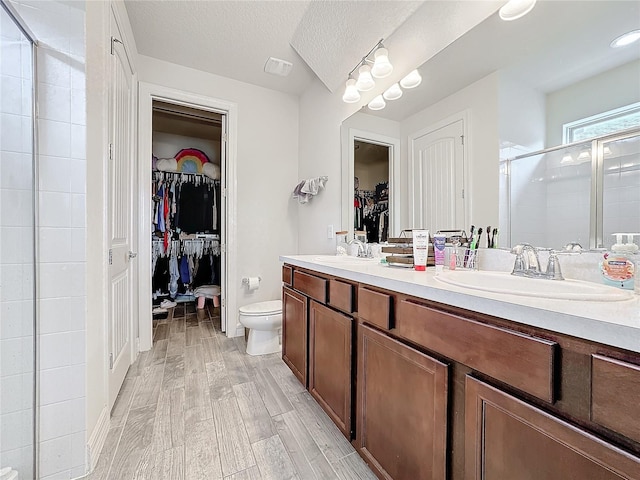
[591, 354, 640, 444]
[358, 287, 392, 330]
[293, 270, 327, 303]
[282, 265, 292, 286]
[329, 279, 354, 314]
[396, 300, 557, 403]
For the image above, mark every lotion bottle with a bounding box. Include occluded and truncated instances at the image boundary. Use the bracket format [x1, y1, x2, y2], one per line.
[601, 233, 638, 291]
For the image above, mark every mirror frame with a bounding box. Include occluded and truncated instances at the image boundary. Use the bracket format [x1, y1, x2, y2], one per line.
[341, 127, 400, 240]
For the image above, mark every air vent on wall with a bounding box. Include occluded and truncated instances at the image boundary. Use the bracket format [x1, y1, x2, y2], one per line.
[264, 57, 293, 77]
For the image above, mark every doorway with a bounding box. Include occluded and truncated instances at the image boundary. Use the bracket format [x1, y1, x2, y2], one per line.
[137, 83, 238, 352]
[354, 140, 390, 243]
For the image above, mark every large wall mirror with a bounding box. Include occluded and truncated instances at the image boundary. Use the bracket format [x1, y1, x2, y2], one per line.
[341, 0, 640, 249]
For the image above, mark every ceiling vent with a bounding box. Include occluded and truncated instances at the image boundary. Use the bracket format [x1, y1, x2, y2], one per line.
[264, 57, 293, 77]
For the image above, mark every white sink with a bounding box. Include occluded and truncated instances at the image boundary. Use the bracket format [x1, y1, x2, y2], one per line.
[312, 255, 378, 266]
[434, 270, 634, 302]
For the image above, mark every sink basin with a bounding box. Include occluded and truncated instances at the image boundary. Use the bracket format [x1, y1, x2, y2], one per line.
[434, 270, 634, 302]
[312, 255, 378, 266]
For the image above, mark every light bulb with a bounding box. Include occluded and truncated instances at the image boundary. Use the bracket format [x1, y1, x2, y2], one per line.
[368, 95, 386, 111]
[400, 70, 422, 89]
[342, 78, 361, 103]
[355, 64, 375, 92]
[499, 0, 537, 21]
[383, 83, 403, 101]
[371, 48, 393, 78]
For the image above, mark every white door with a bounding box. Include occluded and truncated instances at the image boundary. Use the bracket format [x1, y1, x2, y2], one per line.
[410, 119, 465, 233]
[108, 20, 135, 409]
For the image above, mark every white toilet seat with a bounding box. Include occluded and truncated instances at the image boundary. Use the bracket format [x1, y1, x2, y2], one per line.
[239, 300, 282, 316]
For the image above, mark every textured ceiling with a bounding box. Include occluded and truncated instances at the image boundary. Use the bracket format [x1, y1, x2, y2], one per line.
[124, 0, 316, 95]
[290, 1, 423, 93]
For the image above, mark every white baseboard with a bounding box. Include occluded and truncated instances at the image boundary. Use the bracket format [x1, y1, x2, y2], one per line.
[86, 406, 110, 472]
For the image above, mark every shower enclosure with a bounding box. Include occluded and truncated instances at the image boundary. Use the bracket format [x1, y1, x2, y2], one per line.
[0, 2, 37, 478]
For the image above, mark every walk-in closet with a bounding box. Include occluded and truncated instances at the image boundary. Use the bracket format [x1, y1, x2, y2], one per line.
[354, 140, 390, 243]
[150, 101, 225, 327]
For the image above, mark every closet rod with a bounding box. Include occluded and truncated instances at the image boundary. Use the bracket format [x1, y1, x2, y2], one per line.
[153, 106, 223, 125]
[156, 171, 220, 180]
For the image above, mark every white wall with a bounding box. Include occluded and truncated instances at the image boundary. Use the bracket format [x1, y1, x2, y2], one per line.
[546, 60, 640, 146]
[400, 72, 500, 232]
[7, 0, 88, 478]
[0, 6, 35, 479]
[136, 54, 300, 321]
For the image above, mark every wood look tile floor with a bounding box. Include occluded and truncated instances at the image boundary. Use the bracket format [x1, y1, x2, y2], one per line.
[87, 303, 376, 480]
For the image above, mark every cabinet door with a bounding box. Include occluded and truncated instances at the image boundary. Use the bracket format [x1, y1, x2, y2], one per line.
[282, 286, 307, 386]
[356, 324, 448, 480]
[309, 301, 353, 439]
[465, 376, 640, 480]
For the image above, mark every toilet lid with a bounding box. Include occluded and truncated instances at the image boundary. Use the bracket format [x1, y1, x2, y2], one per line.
[239, 300, 282, 316]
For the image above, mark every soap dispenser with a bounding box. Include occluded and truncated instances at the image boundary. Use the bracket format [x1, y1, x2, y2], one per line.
[601, 233, 639, 291]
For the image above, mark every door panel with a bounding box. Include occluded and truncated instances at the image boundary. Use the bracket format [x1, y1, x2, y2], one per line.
[282, 286, 308, 386]
[108, 13, 134, 410]
[309, 301, 352, 438]
[410, 119, 465, 232]
[356, 324, 448, 480]
[465, 376, 640, 479]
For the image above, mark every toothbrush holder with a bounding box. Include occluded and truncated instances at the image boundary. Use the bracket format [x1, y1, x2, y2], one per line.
[456, 246, 479, 270]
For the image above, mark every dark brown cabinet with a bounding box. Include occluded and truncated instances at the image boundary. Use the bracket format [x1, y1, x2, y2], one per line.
[282, 286, 308, 386]
[308, 300, 353, 438]
[356, 324, 449, 480]
[465, 376, 640, 480]
[282, 263, 640, 480]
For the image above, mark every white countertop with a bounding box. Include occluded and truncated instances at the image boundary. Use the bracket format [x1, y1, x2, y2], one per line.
[280, 255, 640, 354]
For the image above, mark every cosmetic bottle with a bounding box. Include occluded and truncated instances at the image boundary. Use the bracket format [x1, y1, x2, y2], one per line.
[601, 233, 638, 291]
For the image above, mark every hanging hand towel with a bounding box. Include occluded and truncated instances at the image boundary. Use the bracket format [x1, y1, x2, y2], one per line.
[292, 176, 328, 204]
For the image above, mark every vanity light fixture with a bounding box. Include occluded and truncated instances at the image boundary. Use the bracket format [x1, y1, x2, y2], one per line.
[342, 77, 361, 103]
[368, 95, 386, 111]
[399, 69, 422, 89]
[342, 39, 394, 102]
[383, 83, 403, 101]
[610, 29, 640, 48]
[499, 0, 537, 21]
[561, 153, 573, 164]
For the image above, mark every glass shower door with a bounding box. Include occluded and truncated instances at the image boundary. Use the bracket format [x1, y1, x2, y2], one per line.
[0, 2, 36, 479]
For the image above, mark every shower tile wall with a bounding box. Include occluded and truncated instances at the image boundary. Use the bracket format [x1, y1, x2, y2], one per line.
[8, 1, 88, 478]
[1, 6, 35, 479]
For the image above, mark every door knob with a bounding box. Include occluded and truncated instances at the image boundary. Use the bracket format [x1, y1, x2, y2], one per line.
[128, 251, 138, 259]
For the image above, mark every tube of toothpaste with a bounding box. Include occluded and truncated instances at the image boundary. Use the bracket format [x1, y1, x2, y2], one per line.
[433, 233, 446, 275]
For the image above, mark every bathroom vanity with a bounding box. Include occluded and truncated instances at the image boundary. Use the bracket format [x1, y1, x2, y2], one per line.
[280, 255, 640, 480]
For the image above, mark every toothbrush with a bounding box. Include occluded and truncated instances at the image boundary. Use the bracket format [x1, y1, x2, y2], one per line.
[475, 228, 483, 249]
[486, 226, 491, 248]
[464, 225, 475, 266]
[491, 228, 499, 248]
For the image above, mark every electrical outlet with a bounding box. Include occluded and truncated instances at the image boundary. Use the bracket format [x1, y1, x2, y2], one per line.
[327, 225, 335, 239]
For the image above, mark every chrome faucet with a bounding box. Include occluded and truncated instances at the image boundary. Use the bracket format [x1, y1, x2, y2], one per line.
[511, 243, 564, 280]
[347, 238, 371, 258]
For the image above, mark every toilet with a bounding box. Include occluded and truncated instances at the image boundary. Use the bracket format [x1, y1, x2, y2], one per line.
[238, 300, 283, 356]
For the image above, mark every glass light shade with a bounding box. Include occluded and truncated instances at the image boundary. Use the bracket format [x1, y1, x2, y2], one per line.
[499, 0, 537, 21]
[355, 64, 375, 91]
[383, 83, 403, 101]
[371, 48, 393, 78]
[342, 78, 361, 103]
[368, 95, 386, 111]
[400, 70, 422, 89]
[610, 29, 640, 48]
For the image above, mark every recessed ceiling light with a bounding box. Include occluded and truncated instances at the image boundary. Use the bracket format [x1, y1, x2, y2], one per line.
[264, 57, 293, 77]
[610, 29, 640, 48]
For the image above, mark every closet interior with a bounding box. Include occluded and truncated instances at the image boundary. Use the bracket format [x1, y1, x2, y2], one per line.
[151, 101, 224, 321]
[354, 140, 390, 243]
